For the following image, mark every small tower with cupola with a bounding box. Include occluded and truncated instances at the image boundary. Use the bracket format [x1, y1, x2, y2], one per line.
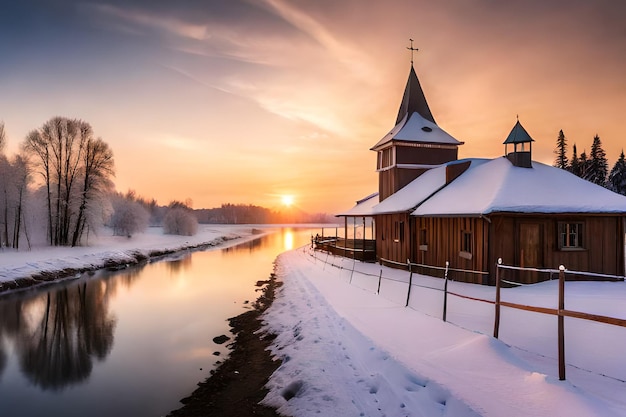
[503, 119, 534, 168]
[371, 42, 463, 201]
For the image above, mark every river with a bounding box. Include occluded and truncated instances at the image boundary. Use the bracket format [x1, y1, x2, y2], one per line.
[0, 227, 315, 417]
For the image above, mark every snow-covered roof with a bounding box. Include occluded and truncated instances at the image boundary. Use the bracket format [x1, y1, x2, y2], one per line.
[370, 112, 462, 150]
[337, 192, 379, 216]
[370, 159, 486, 214]
[412, 157, 626, 216]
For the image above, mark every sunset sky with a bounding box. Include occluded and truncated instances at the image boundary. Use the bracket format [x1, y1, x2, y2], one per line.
[1, 0, 625, 213]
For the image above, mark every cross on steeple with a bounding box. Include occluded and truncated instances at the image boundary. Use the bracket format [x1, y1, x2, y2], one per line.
[407, 38, 418, 66]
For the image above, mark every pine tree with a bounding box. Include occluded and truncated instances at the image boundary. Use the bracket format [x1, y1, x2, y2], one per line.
[584, 134, 608, 186]
[553, 129, 568, 169]
[608, 150, 626, 195]
[579, 150, 588, 179]
[570, 143, 580, 176]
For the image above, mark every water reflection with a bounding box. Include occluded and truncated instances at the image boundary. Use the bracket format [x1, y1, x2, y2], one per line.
[1, 280, 116, 391]
[164, 255, 193, 275]
[0, 227, 321, 416]
[221, 235, 265, 253]
[221, 228, 298, 255]
[283, 229, 294, 251]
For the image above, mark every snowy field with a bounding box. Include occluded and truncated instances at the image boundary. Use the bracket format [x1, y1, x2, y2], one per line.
[263, 246, 626, 417]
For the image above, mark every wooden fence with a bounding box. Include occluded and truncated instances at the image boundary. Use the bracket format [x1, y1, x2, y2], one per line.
[494, 259, 626, 380]
[308, 247, 626, 381]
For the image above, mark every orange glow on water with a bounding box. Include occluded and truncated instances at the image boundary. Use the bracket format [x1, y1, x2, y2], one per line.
[283, 229, 294, 251]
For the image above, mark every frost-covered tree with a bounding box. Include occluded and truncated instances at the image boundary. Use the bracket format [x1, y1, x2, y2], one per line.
[0, 122, 5, 152]
[583, 135, 608, 186]
[22, 117, 115, 246]
[553, 129, 568, 170]
[71, 136, 114, 246]
[163, 201, 198, 236]
[109, 195, 149, 237]
[608, 150, 626, 195]
[5, 155, 30, 248]
[0, 124, 32, 249]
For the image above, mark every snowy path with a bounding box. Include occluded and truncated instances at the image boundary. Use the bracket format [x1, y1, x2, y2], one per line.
[263, 251, 478, 416]
[263, 247, 626, 417]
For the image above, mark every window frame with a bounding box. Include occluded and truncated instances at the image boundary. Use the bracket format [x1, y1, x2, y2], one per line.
[558, 222, 584, 250]
[459, 230, 473, 260]
[377, 147, 395, 170]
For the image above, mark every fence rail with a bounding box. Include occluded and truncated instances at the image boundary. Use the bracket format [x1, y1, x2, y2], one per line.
[307, 247, 626, 382]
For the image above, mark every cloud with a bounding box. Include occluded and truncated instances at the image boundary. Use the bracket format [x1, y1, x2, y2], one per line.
[84, 3, 208, 40]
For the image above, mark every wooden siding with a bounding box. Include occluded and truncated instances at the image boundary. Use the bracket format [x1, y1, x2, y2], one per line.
[375, 213, 625, 286]
[488, 214, 625, 283]
[375, 213, 411, 264]
[414, 217, 490, 284]
[395, 146, 458, 165]
[378, 145, 458, 201]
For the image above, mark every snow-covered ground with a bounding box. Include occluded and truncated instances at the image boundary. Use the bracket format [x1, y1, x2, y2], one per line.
[263, 246, 626, 417]
[0, 225, 269, 287]
[3, 227, 626, 416]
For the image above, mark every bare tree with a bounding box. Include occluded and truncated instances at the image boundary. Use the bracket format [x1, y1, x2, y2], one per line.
[7, 155, 30, 249]
[71, 136, 114, 246]
[0, 124, 32, 249]
[22, 117, 115, 246]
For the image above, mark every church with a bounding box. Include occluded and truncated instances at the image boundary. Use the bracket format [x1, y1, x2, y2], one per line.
[337, 53, 626, 285]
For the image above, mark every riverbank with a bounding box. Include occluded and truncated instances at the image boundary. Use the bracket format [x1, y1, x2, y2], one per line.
[0, 225, 326, 417]
[0, 225, 268, 294]
[168, 274, 282, 417]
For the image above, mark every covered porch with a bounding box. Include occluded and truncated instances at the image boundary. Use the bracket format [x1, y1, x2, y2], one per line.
[314, 216, 376, 262]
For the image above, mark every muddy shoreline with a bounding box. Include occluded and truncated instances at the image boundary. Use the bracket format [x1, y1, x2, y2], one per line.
[167, 274, 283, 417]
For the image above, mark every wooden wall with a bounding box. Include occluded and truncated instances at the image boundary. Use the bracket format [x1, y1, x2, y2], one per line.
[379, 167, 429, 201]
[488, 214, 625, 283]
[378, 144, 458, 201]
[375, 212, 625, 286]
[415, 217, 490, 284]
[375, 213, 411, 265]
[395, 146, 458, 165]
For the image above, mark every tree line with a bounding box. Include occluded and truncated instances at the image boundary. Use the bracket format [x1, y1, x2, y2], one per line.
[553, 129, 626, 195]
[195, 203, 333, 224]
[0, 117, 198, 250]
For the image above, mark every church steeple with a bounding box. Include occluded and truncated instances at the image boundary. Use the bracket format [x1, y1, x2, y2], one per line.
[395, 65, 436, 125]
[370, 44, 463, 201]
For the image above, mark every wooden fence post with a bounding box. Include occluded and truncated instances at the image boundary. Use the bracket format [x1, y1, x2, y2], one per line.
[558, 264, 566, 381]
[377, 269, 382, 294]
[443, 261, 450, 322]
[494, 258, 502, 338]
[350, 257, 356, 283]
[405, 259, 413, 307]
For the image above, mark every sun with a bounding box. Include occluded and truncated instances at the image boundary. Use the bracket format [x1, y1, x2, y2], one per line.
[281, 195, 295, 207]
